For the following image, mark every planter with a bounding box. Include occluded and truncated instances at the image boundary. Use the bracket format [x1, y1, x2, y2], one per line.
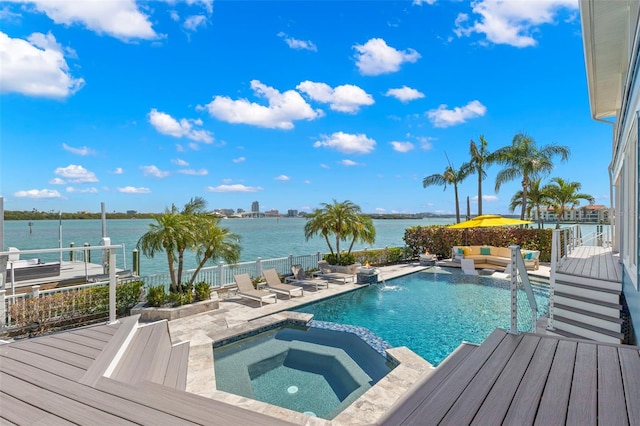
[329, 263, 362, 275]
[131, 293, 219, 322]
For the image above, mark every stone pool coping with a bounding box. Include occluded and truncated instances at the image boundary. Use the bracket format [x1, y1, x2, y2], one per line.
[167, 263, 437, 425]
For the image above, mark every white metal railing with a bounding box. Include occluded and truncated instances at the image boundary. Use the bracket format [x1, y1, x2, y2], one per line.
[1, 245, 123, 330]
[509, 245, 538, 334]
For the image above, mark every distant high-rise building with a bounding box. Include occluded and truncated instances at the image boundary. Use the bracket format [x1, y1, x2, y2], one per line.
[237, 208, 245, 214]
[251, 201, 259, 213]
[287, 209, 298, 217]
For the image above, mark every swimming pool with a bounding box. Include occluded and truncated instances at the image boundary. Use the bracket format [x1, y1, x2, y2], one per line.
[294, 269, 549, 366]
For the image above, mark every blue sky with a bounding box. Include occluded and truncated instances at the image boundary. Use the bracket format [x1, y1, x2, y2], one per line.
[0, 0, 612, 215]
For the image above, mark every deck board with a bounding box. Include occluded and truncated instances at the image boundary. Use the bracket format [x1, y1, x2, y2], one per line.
[401, 330, 510, 424]
[35, 335, 102, 359]
[534, 339, 577, 426]
[0, 372, 134, 425]
[1, 346, 86, 380]
[0, 392, 75, 426]
[618, 348, 640, 425]
[51, 331, 109, 350]
[502, 337, 558, 425]
[12, 341, 94, 370]
[439, 333, 521, 424]
[597, 345, 629, 425]
[470, 334, 541, 425]
[0, 356, 195, 425]
[567, 342, 598, 425]
[164, 341, 190, 390]
[557, 246, 621, 282]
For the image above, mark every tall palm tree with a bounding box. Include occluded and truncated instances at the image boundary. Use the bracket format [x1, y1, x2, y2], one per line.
[304, 199, 376, 262]
[493, 133, 570, 220]
[423, 163, 471, 223]
[462, 135, 494, 216]
[508, 178, 552, 229]
[545, 177, 595, 228]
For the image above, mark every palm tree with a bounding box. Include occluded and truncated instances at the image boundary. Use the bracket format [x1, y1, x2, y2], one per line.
[423, 163, 471, 223]
[137, 197, 240, 292]
[462, 135, 494, 216]
[188, 217, 241, 285]
[493, 133, 570, 220]
[545, 177, 595, 228]
[304, 199, 376, 262]
[508, 178, 552, 229]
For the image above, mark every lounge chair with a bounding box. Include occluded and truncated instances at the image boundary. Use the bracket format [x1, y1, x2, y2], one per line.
[461, 259, 479, 276]
[285, 264, 329, 291]
[233, 273, 278, 306]
[312, 260, 356, 284]
[262, 269, 304, 299]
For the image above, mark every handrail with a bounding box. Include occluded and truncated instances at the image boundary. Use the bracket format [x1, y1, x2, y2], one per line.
[509, 245, 538, 334]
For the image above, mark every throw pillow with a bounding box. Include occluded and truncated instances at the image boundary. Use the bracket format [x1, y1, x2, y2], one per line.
[480, 247, 491, 255]
[457, 248, 464, 255]
[524, 252, 532, 260]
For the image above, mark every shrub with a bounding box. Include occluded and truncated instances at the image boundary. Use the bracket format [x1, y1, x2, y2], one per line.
[324, 252, 356, 266]
[403, 225, 553, 262]
[147, 285, 167, 307]
[194, 281, 211, 301]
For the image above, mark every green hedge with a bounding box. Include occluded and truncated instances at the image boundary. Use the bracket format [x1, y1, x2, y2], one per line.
[403, 225, 553, 262]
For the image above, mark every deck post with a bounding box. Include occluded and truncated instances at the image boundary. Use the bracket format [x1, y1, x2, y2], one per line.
[132, 249, 140, 276]
[32, 285, 40, 298]
[548, 230, 558, 330]
[108, 250, 117, 324]
[256, 257, 262, 278]
[509, 246, 518, 334]
[0, 289, 5, 328]
[219, 261, 224, 287]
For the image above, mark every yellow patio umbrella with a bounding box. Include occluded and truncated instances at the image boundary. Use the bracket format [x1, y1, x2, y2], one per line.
[447, 214, 533, 229]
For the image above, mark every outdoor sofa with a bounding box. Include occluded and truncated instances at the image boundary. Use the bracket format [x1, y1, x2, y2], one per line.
[451, 245, 540, 270]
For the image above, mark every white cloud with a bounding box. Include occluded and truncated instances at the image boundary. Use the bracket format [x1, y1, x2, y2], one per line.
[391, 141, 415, 153]
[454, 0, 578, 47]
[296, 81, 374, 113]
[206, 184, 263, 193]
[385, 86, 425, 102]
[472, 194, 499, 202]
[62, 143, 95, 156]
[340, 159, 359, 166]
[184, 15, 207, 31]
[353, 38, 420, 76]
[172, 158, 189, 166]
[118, 186, 151, 194]
[426, 100, 487, 127]
[14, 188, 62, 198]
[111, 167, 124, 174]
[304, 180, 311, 184]
[375, 207, 387, 212]
[178, 168, 208, 176]
[148, 109, 213, 143]
[49, 177, 65, 185]
[313, 132, 376, 154]
[416, 136, 435, 150]
[199, 80, 323, 129]
[413, 0, 437, 5]
[320, 164, 330, 169]
[0, 31, 84, 98]
[275, 175, 290, 181]
[141, 165, 169, 178]
[66, 186, 98, 193]
[14, 0, 157, 41]
[277, 32, 317, 51]
[54, 164, 98, 183]
[232, 157, 246, 163]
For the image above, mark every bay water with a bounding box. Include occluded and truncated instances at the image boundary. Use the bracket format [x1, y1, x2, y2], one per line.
[4, 217, 454, 275]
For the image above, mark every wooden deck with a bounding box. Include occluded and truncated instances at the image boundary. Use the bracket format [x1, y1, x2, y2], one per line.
[379, 328, 640, 425]
[557, 245, 621, 282]
[0, 318, 295, 425]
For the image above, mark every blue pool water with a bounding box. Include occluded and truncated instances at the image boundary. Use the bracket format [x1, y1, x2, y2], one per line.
[294, 269, 549, 366]
[213, 326, 394, 419]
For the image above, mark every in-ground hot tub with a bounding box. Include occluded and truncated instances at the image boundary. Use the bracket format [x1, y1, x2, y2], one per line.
[213, 324, 395, 420]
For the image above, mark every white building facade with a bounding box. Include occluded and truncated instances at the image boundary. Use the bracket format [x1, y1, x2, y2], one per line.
[581, 0, 640, 339]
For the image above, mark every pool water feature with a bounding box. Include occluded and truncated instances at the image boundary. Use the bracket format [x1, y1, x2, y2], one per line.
[294, 270, 549, 366]
[213, 326, 394, 419]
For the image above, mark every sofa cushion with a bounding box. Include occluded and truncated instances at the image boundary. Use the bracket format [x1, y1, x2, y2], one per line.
[494, 247, 511, 258]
